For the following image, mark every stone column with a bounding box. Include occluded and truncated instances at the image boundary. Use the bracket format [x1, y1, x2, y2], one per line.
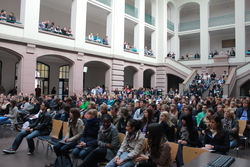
[111, 60, 124, 91]
[235, 0, 246, 62]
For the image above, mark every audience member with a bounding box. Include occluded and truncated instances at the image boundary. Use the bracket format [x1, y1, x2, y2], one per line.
[229, 48, 235, 56]
[159, 111, 175, 142]
[106, 119, 144, 167]
[194, 51, 200, 58]
[136, 123, 172, 167]
[88, 33, 94, 41]
[0, 9, 7, 20]
[103, 36, 109, 45]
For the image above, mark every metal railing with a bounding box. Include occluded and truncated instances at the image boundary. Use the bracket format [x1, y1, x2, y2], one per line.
[125, 3, 138, 18]
[145, 13, 155, 26]
[96, 0, 111, 7]
[246, 11, 250, 22]
[179, 20, 200, 32]
[167, 20, 174, 31]
[209, 14, 235, 27]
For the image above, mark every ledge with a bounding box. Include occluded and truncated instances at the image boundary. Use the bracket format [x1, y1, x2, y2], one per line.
[124, 49, 139, 55]
[0, 20, 23, 28]
[85, 40, 111, 48]
[39, 30, 75, 40]
[144, 54, 156, 58]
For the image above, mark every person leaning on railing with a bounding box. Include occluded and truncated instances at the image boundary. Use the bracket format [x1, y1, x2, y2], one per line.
[6, 12, 16, 23]
[0, 9, 7, 21]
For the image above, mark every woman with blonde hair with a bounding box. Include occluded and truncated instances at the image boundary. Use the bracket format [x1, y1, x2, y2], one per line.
[221, 108, 239, 149]
[229, 101, 237, 114]
[159, 111, 175, 142]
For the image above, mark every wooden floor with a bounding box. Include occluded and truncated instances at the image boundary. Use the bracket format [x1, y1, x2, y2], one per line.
[0, 128, 249, 167]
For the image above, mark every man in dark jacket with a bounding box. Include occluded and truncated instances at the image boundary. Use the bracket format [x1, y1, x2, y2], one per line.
[3, 101, 52, 154]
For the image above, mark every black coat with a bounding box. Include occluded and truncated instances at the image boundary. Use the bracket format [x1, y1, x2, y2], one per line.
[29, 111, 52, 135]
[204, 129, 230, 154]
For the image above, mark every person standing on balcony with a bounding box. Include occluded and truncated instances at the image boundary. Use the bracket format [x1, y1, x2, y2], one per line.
[194, 51, 200, 58]
[0, 9, 6, 21]
[103, 36, 109, 45]
[88, 33, 94, 41]
[6, 12, 16, 23]
[229, 48, 235, 56]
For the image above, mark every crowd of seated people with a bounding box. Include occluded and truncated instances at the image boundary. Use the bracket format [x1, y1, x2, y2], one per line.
[1, 84, 250, 167]
[86, 33, 109, 45]
[209, 48, 236, 58]
[0, 9, 17, 23]
[38, 20, 73, 36]
[124, 42, 137, 52]
[144, 46, 154, 56]
[179, 51, 201, 60]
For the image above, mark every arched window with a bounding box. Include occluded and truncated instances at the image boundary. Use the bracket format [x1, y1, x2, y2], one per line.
[36, 62, 50, 95]
[59, 65, 69, 99]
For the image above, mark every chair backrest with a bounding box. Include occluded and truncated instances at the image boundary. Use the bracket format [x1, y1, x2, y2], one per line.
[183, 146, 210, 164]
[62, 121, 68, 138]
[51, 119, 63, 139]
[238, 120, 246, 136]
[169, 142, 179, 164]
[118, 133, 125, 145]
[143, 138, 148, 154]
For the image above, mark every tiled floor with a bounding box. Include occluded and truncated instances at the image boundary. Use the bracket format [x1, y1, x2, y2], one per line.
[0, 129, 249, 167]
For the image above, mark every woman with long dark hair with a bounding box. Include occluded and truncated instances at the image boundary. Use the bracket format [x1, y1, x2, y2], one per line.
[136, 123, 172, 167]
[141, 108, 155, 137]
[54, 108, 83, 160]
[203, 114, 230, 155]
[176, 114, 201, 167]
[106, 119, 145, 167]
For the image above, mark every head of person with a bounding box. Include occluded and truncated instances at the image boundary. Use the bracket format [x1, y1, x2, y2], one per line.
[148, 103, 156, 112]
[110, 106, 118, 116]
[206, 108, 215, 119]
[170, 104, 177, 111]
[40, 101, 49, 112]
[127, 103, 134, 111]
[210, 114, 223, 133]
[224, 108, 235, 120]
[140, 100, 147, 108]
[10, 99, 17, 107]
[181, 114, 194, 133]
[143, 108, 154, 121]
[1, 10, 6, 15]
[183, 105, 193, 115]
[243, 100, 250, 109]
[126, 119, 141, 133]
[100, 103, 108, 114]
[87, 109, 98, 119]
[161, 104, 170, 112]
[102, 116, 112, 129]
[216, 104, 225, 113]
[202, 104, 208, 112]
[160, 111, 173, 127]
[120, 107, 129, 118]
[87, 101, 96, 109]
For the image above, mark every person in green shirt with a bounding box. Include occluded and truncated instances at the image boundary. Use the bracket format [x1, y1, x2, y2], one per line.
[79, 97, 89, 111]
[196, 104, 207, 126]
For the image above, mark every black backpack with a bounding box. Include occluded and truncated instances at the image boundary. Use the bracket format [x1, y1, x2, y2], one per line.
[53, 156, 72, 167]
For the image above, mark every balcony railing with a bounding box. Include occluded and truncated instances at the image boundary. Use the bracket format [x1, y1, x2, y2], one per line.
[96, 0, 111, 7]
[179, 20, 200, 32]
[125, 3, 138, 18]
[209, 14, 235, 27]
[167, 20, 174, 31]
[145, 13, 155, 26]
[246, 11, 250, 22]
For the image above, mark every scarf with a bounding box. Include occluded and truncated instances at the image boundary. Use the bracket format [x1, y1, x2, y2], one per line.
[210, 129, 217, 138]
[86, 118, 98, 126]
[223, 118, 232, 131]
[99, 124, 112, 138]
[126, 131, 137, 143]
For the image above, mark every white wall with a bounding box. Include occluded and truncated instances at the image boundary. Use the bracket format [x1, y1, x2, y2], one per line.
[40, 5, 71, 29]
[1, 0, 21, 22]
[210, 34, 235, 53]
[86, 19, 106, 39]
[124, 30, 134, 47]
[180, 38, 200, 56]
[209, 1, 235, 18]
[180, 7, 200, 22]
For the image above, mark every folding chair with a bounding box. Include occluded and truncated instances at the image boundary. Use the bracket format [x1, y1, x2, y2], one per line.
[182, 146, 210, 165]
